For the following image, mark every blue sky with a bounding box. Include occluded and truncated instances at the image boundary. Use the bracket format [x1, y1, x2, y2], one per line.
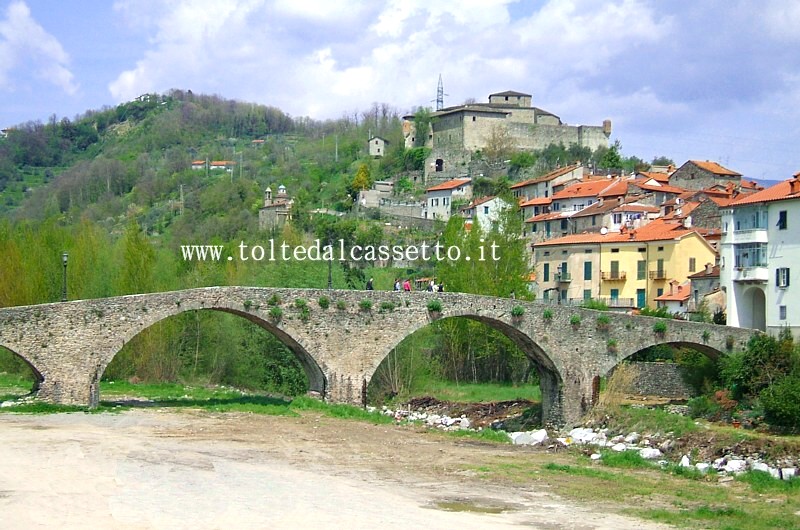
[2, 0, 799, 180]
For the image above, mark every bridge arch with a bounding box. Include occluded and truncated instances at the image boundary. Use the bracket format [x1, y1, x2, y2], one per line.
[367, 310, 563, 423]
[0, 343, 44, 394]
[95, 304, 326, 403]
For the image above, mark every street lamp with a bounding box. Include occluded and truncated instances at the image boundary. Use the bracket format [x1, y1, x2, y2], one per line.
[327, 238, 333, 290]
[61, 251, 68, 302]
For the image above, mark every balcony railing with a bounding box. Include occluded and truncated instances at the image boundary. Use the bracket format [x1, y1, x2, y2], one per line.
[533, 297, 636, 308]
[733, 266, 769, 283]
[649, 269, 667, 280]
[554, 272, 572, 282]
[601, 271, 627, 281]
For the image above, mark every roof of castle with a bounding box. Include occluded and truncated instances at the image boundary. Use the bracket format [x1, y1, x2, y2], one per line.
[489, 90, 532, 97]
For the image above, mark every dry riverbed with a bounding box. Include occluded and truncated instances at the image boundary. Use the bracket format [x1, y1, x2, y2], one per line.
[0, 409, 675, 529]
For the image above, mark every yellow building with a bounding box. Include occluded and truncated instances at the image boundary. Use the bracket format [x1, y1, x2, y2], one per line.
[532, 220, 716, 308]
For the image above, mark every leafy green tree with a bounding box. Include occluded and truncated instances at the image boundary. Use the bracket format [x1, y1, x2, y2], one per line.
[599, 140, 623, 171]
[350, 163, 372, 195]
[117, 221, 156, 295]
[412, 107, 434, 148]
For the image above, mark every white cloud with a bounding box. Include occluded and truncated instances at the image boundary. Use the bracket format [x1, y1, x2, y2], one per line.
[0, 1, 77, 94]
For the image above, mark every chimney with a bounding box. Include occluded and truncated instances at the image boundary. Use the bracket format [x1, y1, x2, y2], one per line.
[791, 172, 800, 194]
[705, 262, 712, 274]
[669, 280, 678, 295]
[628, 230, 635, 240]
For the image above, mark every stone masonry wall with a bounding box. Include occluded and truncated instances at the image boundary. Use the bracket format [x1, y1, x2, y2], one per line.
[626, 362, 696, 399]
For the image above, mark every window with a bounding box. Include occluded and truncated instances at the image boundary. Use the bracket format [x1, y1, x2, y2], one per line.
[610, 288, 619, 300]
[613, 213, 622, 224]
[657, 288, 663, 297]
[592, 215, 597, 226]
[658, 246, 664, 251]
[611, 248, 620, 253]
[484, 206, 489, 215]
[543, 263, 550, 282]
[689, 257, 696, 272]
[584, 261, 592, 281]
[471, 116, 476, 122]
[637, 260, 646, 280]
[531, 223, 537, 233]
[780, 305, 787, 320]
[584, 249, 592, 253]
[561, 219, 568, 230]
[777, 267, 790, 288]
[583, 289, 592, 300]
[778, 210, 787, 230]
[638, 247, 646, 253]
[543, 251, 550, 256]
[610, 260, 620, 277]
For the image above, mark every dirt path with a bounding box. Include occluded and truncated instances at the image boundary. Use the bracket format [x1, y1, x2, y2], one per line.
[0, 410, 672, 529]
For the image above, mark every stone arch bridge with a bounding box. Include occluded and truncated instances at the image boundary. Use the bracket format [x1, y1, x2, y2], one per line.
[0, 287, 756, 426]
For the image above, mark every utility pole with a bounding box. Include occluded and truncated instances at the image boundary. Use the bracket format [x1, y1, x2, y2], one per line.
[335, 134, 339, 163]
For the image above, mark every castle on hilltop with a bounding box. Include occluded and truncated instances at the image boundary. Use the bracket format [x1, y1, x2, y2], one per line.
[403, 90, 611, 181]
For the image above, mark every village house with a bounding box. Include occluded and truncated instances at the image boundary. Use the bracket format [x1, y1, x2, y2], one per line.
[721, 172, 800, 335]
[654, 281, 692, 317]
[368, 136, 389, 157]
[670, 160, 742, 191]
[511, 164, 585, 201]
[460, 196, 512, 231]
[422, 178, 472, 221]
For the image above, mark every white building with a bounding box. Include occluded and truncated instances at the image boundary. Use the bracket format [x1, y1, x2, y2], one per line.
[460, 196, 512, 231]
[368, 136, 389, 157]
[422, 178, 472, 221]
[720, 173, 800, 335]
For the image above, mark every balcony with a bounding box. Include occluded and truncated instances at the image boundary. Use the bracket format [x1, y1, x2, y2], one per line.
[554, 272, 572, 282]
[649, 269, 668, 280]
[728, 229, 768, 245]
[733, 266, 769, 283]
[601, 271, 627, 281]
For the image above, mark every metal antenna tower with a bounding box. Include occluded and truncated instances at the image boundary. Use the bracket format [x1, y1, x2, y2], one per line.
[433, 74, 447, 110]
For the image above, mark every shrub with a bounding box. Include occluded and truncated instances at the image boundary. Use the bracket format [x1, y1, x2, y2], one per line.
[427, 299, 442, 313]
[569, 314, 581, 327]
[299, 307, 311, 322]
[243, 300, 253, 310]
[653, 321, 667, 335]
[268, 306, 283, 321]
[379, 301, 396, 313]
[687, 395, 722, 420]
[295, 298, 308, 310]
[760, 376, 800, 431]
[607, 339, 618, 353]
[543, 309, 553, 320]
[267, 294, 282, 306]
[359, 299, 373, 312]
[596, 314, 611, 331]
[511, 305, 525, 317]
[318, 296, 330, 310]
[702, 330, 710, 343]
[336, 300, 347, 310]
[640, 306, 671, 318]
[582, 299, 609, 311]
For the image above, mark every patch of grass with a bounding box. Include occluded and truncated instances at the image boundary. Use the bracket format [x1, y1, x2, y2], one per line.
[736, 470, 800, 493]
[289, 395, 393, 424]
[598, 404, 699, 437]
[599, 450, 653, 469]
[442, 428, 511, 443]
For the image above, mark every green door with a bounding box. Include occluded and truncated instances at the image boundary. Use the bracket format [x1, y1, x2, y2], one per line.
[636, 288, 646, 309]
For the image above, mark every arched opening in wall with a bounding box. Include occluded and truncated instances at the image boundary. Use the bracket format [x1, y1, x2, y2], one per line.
[607, 341, 726, 408]
[742, 287, 766, 331]
[100, 309, 321, 406]
[435, 158, 444, 172]
[367, 316, 560, 430]
[0, 345, 43, 401]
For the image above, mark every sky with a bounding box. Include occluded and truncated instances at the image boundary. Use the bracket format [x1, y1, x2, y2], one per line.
[1, 0, 799, 180]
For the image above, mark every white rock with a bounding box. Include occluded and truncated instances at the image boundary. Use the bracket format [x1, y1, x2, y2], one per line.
[556, 437, 571, 446]
[782, 468, 797, 480]
[568, 428, 597, 444]
[713, 457, 726, 469]
[426, 414, 441, 425]
[590, 453, 602, 460]
[0, 401, 15, 408]
[510, 432, 533, 445]
[639, 448, 663, 460]
[680, 455, 691, 468]
[459, 417, 471, 429]
[724, 460, 747, 474]
[770, 467, 781, 479]
[752, 462, 770, 473]
[610, 435, 625, 444]
[611, 443, 627, 452]
[695, 463, 711, 474]
[529, 429, 549, 445]
[624, 432, 640, 444]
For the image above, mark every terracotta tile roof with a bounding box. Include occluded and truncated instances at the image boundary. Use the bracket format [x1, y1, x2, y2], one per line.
[466, 195, 496, 208]
[510, 164, 581, 188]
[688, 265, 720, 279]
[655, 282, 691, 302]
[740, 179, 763, 190]
[520, 196, 552, 207]
[637, 171, 670, 183]
[533, 219, 698, 246]
[552, 178, 619, 200]
[730, 176, 800, 206]
[688, 160, 742, 177]
[597, 178, 631, 197]
[524, 211, 565, 223]
[426, 178, 471, 192]
[633, 180, 686, 194]
[615, 203, 660, 214]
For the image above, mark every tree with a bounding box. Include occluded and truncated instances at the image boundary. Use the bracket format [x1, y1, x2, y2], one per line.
[651, 156, 675, 167]
[350, 163, 371, 199]
[412, 107, 434, 148]
[599, 140, 623, 171]
[482, 125, 515, 165]
[117, 221, 156, 295]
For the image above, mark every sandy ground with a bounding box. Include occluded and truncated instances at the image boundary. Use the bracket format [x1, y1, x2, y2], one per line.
[0, 409, 672, 529]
